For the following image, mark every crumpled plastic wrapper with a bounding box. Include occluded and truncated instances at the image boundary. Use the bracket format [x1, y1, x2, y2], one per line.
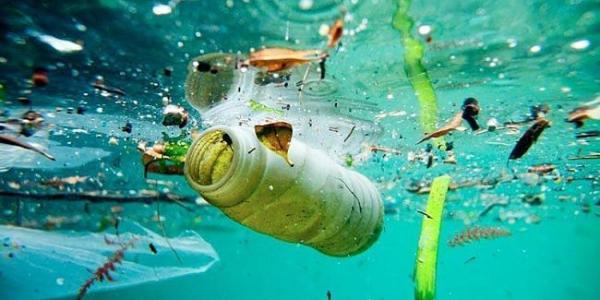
[0, 221, 218, 299]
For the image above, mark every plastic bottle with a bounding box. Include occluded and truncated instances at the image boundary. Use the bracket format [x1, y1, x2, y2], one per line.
[184, 126, 383, 256]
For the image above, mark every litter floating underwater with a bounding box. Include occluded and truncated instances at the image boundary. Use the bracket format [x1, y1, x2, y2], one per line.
[0, 222, 218, 299]
[184, 125, 383, 256]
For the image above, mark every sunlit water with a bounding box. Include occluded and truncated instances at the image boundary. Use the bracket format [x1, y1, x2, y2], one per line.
[0, 0, 599, 299]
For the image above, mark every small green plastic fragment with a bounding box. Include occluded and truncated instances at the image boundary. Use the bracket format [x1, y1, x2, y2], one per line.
[393, 0, 445, 149]
[414, 175, 451, 300]
[344, 154, 353, 167]
[164, 139, 191, 164]
[0, 83, 5, 102]
[247, 99, 284, 116]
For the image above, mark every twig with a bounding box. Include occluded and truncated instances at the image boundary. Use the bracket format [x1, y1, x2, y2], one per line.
[343, 125, 356, 143]
[0, 190, 197, 205]
[154, 188, 183, 264]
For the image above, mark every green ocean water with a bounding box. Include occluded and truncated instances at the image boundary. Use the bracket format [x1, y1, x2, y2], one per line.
[0, 0, 599, 299]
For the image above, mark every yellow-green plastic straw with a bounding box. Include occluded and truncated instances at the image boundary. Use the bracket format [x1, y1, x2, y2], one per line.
[414, 175, 451, 300]
[393, 0, 445, 149]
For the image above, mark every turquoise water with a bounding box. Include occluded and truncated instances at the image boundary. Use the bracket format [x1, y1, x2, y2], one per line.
[1, 0, 599, 299]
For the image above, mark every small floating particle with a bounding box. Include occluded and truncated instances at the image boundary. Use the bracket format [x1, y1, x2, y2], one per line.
[56, 277, 64, 286]
[122, 121, 132, 133]
[163, 67, 173, 77]
[17, 97, 31, 105]
[464, 256, 477, 264]
[91, 77, 126, 96]
[108, 136, 118, 145]
[486, 118, 500, 131]
[522, 193, 544, 206]
[298, 0, 314, 10]
[76, 106, 86, 115]
[569, 39, 590, 50]
[32, 67, 49, 87]
[152, 4, 172, 15]
[110, 206, 124, 214]
[528, 164, 555, 174]
[149, 242, 158, 254]
[162, 105, 189, 128]
[582, 203, 591, 214]
[529, 45, 542, 53]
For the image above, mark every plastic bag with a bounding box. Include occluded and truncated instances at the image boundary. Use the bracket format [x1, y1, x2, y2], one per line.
[0, 221, 218, 299]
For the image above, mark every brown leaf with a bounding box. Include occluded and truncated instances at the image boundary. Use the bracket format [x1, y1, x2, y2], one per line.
[567, 105, 600, 128]
[509, 118, 550, 160]
[416, 111, 463, 144]
[255, 121, 294, 166]
[138, 142, 183, 176]
[41, 176, 87, 189]
[248, 48, 327, 72]
[0, 134, 55, 160]
[327, 19, 344, 48]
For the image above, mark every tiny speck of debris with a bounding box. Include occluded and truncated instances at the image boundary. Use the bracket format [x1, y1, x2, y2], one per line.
[149, 242, 157, 254]
[56, 277, 65, 286]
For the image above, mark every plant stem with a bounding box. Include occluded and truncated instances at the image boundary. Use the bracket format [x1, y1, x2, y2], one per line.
[393, 0, 445, 149]
[414, 175, 451, 300]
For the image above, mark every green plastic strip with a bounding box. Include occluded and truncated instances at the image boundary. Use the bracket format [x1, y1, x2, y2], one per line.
[414, 175, 451, 300]
[393, 0, 445, 149]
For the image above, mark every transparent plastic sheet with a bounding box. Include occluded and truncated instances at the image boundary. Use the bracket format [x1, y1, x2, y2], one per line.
[0, 221, 219, 300]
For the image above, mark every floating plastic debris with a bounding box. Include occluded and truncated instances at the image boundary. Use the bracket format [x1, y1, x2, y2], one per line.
[152, 4, 172, 15]
[28, 30, 83, 53]
[184, 126, 383, 256]
[0, 222, 218, 299]
[569, 39, 590, 50]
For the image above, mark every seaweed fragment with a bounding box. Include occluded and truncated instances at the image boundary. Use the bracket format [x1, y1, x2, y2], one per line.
[448, 226, 511, 247]
[393, 0, 445, 149]
[77, 237, 138, 299]
[414, 175, 451, 300]
[508, 118, 550, 160]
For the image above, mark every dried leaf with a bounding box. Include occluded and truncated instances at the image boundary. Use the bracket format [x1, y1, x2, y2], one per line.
[509, 118, 550, 160]
[416, 111, 463, 144]
[138, 141, 188, 176]
[41, 176, 88, 189]
[567, 105, 600, 128]
[528, 164, 556, 174]
[248, 48, 327, 72]
[0, 134, 54, 160]
[327, 19, 344, 48]
[255, 121, 294, 166]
